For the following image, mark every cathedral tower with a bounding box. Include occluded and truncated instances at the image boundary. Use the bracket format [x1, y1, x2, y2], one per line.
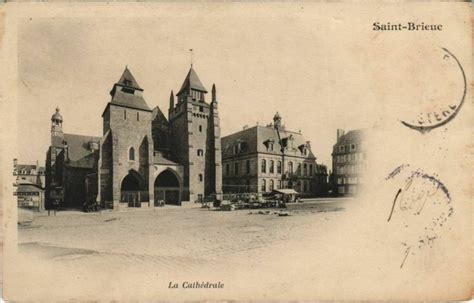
[168, 66, 222, 202]
[45, 107, 65, 209]
[99, 67, 154, 209]
[51, 107, 64, 144]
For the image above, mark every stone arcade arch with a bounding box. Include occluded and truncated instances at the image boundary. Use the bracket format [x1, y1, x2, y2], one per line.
[154, 169, 182, 206]
[120, 170, 147, 207]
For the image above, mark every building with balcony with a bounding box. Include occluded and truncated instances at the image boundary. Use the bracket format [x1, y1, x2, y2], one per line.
[221, 113, 328, 197]
[330, 128, 367, 196]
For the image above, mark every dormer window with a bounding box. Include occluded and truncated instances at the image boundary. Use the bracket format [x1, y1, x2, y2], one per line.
[265, 139, 275, 151]
[123, 79, 132, 86]
[233, 141, 245, 154]
[298, 144, 308, 155]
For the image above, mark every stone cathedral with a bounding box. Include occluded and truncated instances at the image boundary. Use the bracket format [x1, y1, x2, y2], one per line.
[45, 66, 223, 210]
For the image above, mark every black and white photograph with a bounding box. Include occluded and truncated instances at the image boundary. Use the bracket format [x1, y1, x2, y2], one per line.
[1, 2, 472, 301]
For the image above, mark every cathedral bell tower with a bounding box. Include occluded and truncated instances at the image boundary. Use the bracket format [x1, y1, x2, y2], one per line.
[51, 107, 64, 142]
[99, 66, 154, 209]
[168, 66, 222, 202]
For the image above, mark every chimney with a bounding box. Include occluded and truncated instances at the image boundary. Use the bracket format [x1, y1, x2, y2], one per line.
[337, 129, 345, 140]
[13, 158, 17, 168]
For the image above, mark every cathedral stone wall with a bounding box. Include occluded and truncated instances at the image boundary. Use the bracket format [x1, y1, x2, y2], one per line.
[105, 105, 154, 208]
[47, 66, 222, 210]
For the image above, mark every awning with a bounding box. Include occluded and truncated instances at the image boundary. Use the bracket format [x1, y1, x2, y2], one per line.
[272, 188, 299, 195]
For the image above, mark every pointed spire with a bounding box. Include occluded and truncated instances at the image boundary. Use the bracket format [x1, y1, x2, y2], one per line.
[117, 66, 142, 90]
[177, 66, 208, 96]
[169, 90, 175, 109]
[212, 84, 216, 103]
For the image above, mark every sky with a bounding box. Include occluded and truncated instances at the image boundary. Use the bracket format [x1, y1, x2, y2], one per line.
[16, 8, 375, 168]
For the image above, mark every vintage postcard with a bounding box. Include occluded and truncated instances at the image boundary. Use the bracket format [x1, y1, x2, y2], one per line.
[1, 2, 472, 301]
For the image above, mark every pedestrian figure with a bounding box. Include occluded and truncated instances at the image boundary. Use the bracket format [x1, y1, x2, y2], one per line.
[48, 198, 59, 216]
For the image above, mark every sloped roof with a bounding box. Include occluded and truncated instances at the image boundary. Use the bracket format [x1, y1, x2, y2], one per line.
[63, 133, 100, 168]
[106, 67, 151, 113]
[152, 106, 168, 123]
[222, 125, 316, 160]
[336, 129, 367, 145]
[177, 66, 208, 95]
[110, 89, 151, 112]
[117, 66, 142, 90]
[153, 151, 180, 166]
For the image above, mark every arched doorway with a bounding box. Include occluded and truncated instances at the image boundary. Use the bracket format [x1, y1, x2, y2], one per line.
[154, 170, 181, 206]
[120, 170, 146, 207]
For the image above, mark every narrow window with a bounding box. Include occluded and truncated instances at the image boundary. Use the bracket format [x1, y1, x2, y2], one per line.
[288, 162, 293, 174]
[199, 125, 202, 132]
[199, 106, 204, 112]
[124, 109, 127, 119]
[277, 161, 282, 174]
[197, 149, 204, 156]
[129, 147, 135, 161]
[269, 160, 274, 174]
[199, 174, 203, 182]
[269, 180, 274, 191]
[226, 163, 230, 176]
[261, 159, 266, 173]
[137, 112, 139, 121]
[261, 179, 266, 192]
[246, 160, 250, 174]
[234, 162, 239, 175]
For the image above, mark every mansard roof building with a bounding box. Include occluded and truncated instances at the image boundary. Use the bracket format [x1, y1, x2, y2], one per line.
[221, 113, 328, 197]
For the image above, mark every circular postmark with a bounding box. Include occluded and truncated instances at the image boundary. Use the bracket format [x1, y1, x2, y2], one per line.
[399, 48, 466, 133]
[385, 164, 453, 268]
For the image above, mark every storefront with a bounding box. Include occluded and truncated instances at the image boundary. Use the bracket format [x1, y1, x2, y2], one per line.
[15, 183, 45, 212]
